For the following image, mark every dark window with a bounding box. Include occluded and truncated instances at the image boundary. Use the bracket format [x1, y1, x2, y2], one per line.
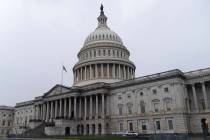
[156, 121, 161, 130]
[153, 89, 157, 95]
[164, 87, 169, 93]
[168, 120, 173, 130]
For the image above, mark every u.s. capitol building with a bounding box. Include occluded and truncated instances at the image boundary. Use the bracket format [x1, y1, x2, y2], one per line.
[0, 5, 210, 137]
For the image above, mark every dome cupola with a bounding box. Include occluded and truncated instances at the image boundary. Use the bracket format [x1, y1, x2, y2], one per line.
[73, 5, 136, 86]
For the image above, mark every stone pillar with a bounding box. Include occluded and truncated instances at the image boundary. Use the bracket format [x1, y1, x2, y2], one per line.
[107, 64, 110, 78]
[192, 84, 199, 111]
[101, 124, 105, 135]
[55, 100, 58, 118]
[118, 64, 121, 78]
[79, 97, 82, 119]
[101, 63, 104, 78]
[113, 64, 115, 78]
[106, 95, 109, 116]
[123, 65, 126, 79]
[50, 101, 53, 120]
[201, 82, 209, 109]
[59, 99, 62, 117]
[95, 64, 98, 78]
[64, 98, 67, 118]
[90, 95, 92, 119]
[84, 96, 87, 120]
[90, 65, 92, 79]
[102, 94, 105, 118]
[42, 103, 46, 121]
[96, 95, 98, 119]
[74, 97, 77, 119]
[46, 102, 49, 122]
[69, 97, 71, 118]
[85, 66, 87, 80]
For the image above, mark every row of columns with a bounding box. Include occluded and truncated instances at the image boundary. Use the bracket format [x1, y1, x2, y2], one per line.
[187, 81, 209, 112]
[34, 94, 108, 122]
[74, 63, 135, 83]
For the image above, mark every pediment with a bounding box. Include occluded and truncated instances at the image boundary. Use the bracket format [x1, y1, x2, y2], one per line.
[44, 85, 71, 97]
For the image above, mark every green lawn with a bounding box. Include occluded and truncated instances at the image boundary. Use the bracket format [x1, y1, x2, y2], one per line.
[48, 135, 138, 140]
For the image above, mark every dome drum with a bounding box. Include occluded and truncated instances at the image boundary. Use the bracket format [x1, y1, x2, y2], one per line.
[73, 63, 135, 86]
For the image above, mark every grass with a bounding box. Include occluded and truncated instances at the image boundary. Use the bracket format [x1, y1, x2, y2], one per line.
[45, 135, 138, 140]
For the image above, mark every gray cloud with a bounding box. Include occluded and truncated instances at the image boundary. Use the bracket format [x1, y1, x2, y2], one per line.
[0, 0, 209, 106]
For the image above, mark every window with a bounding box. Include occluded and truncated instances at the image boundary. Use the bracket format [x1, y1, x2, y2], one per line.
[168, 120, 174, 130]
[119, 107, 123, 115]
[129, 122, 133, 131]
[118, 95, 122, 100]
[142, 122, 147, 130]
[154, 103, 159, 112]
[2, 120, 5, 126]
[119, 123, 123, 132]
[155, 120, 161, 130]
[128, 106, 132, 114]
[103, 50, 106, 56]
[152, 89, 157, 95]
[164, 87, 169, 93]
[140, 101, 146, 113]
[140, 92, 143, 96]
[166, 101, 172, 111]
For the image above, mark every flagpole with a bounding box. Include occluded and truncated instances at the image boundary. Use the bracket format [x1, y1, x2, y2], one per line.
[61, 64, 63, 93]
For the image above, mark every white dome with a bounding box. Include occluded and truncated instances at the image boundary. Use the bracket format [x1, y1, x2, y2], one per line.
[84, 27, 123, 46]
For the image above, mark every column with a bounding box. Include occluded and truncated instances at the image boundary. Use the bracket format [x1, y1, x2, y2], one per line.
[90, 95, 92, 119]
[34, 105, 37, 120]
[55, 100, 58, 118]
[118, 64, 121, 78]
[69, 97, 72, 118]
[50, 101, 53, 120]
[64, 98, 67, 118]
[113, 64, 115, 78]
[107, 64, 110, 78]
[101, 64, 104, 78]
[95, 64, 98, 78]
[102, 94, 105, 118]
[106, 95, 109, 116]
[201, 82, 209, 109]
[192, 84, 199, 111]
[123, 65, 126, 79]
[46, 102, 49, 121]
[79, 97, 82, 119]
[85, 66, 87, 80]
[59, 99, 62, 117]
[96, 95, 98, 119]
[84, 96, 87, 120]
[90, 65, 92, 79]
[42, 103, 46, 121]
[74, 97, 77, 118]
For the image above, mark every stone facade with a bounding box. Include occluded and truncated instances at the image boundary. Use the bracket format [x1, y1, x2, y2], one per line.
[0, 106, 14, 137]
[1, 5, 210, 137]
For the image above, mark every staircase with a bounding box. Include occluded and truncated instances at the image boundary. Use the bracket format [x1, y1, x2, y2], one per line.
[18, 123, 46, 138]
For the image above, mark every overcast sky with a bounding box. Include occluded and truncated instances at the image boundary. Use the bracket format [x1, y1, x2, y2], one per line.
[0, 0, 209, 106]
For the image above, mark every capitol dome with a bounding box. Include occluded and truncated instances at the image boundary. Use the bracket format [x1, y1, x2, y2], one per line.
[73, 5, 136, 86]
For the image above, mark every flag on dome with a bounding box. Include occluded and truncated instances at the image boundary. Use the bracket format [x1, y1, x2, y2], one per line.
[62, 65, 67, 72]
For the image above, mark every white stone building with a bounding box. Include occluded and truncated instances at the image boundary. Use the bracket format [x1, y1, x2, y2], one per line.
[0, 5, 210, 137]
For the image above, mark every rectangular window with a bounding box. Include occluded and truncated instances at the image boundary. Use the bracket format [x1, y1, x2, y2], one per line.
[152, 89, 157, 95]
[129, 122, 133, 131]
[168, 120, 174, 130]
[128, 106, 132, 114]
[142, 122, 147, 130]
[120, 123, 123, 132]
[156, 120, 161, 130]
[154, 103, 159, 112]
[164, 87, 169, 93]
[119, 107, 123, 115]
